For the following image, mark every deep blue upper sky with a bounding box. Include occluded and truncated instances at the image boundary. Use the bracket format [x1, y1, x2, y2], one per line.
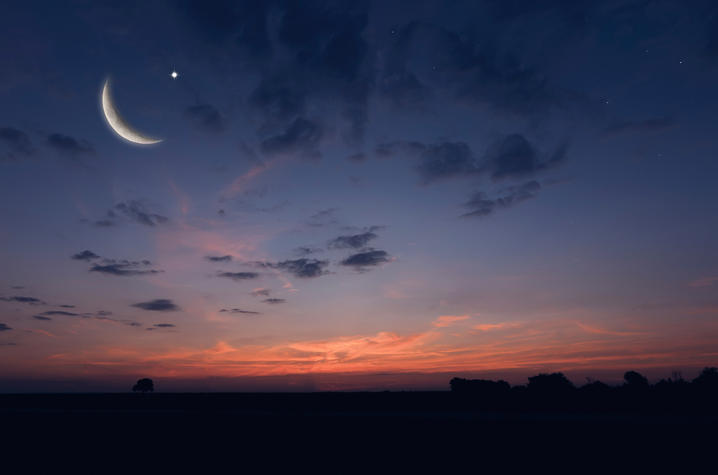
[1, 0, 717, 390]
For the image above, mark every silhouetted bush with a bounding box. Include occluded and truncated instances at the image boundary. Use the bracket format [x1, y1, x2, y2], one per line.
[132, 378, 154, 393]
[527, 372, 574, 393]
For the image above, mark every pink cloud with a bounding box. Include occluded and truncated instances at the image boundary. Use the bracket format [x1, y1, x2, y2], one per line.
[167, 179, 191, 217]
[432, 315, 470, 328]
[575, 322, 647, 337]
[689, 276, 718, 288]
[473, 322, 518, 332]
[221, 157, 286, 200]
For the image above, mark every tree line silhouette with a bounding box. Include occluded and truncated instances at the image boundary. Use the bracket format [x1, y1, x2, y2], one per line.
[122, 368, 717, 415]
[450, 367, 718, 412]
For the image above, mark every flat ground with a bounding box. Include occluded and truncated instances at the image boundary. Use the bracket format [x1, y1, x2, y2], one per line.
[2, 392, 715, 469]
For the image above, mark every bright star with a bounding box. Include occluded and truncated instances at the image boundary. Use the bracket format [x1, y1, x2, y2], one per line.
[171, 70, 178, 79]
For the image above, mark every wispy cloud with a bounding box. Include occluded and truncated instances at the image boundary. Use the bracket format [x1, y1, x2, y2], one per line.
[433, 315, 470, 328]
[688, 276, 718, 288]
[91, 201, 169, 227]
[217, 271, 260, 281]
[575, 322, 647, 337]
[250, 288, 271, 297]
[221, 159, 280, 200]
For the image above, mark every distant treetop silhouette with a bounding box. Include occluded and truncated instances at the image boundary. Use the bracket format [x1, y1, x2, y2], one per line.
[132, 378, 154, 393]
[527, 372, 574, 393]
[623, 371, 649, 388]
[450, 378, 510, 396]
[449, 367, 718, 412]
[692, 367, 718, 389]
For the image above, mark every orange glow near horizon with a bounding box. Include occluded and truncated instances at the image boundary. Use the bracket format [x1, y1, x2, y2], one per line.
[8, 313, 716, 388]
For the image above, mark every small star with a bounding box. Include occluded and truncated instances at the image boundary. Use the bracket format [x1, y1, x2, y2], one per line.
[170, 70, 179, 79]
[679, 60, 683, 64]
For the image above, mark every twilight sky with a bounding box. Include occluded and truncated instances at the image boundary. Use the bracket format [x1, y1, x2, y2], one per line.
[1, 0, 717, 391]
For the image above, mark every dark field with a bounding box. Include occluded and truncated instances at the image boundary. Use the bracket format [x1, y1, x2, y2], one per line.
[2, 391, 716, 469]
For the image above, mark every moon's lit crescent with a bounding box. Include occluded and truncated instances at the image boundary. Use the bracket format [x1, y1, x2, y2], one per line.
[101, 79, 162, 145]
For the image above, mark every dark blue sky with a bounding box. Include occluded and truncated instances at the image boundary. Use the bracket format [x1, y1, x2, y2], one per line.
[1, 0, 717, 391]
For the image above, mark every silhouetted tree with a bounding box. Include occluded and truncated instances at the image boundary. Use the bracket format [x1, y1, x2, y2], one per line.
[692, 367, 718, 390]
[449, 377, 464, 392]
[527, 373, 574, 393]
[132, 378, 154, 393]
[446, 366, 718, 413]
[623, 371, 649, 388]
[577, 380, 614, 409]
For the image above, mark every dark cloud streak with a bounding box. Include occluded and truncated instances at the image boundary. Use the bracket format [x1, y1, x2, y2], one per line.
[328, 231, 378, 250]
[0, 127, 33, 160]
[113, 201, 169, 227]
[0, 296, 44, 305]
[89, 262, 162, 277]
[252, 258, 329, 279]
[206, 255, 233, 262]
[185, 104, 226, 132]
[462, 180, 542, 218]
[260, 117, 323, 160]
[340, 249, 391, 271]
[217, 271, 260, 281]
[71, 250, 100, 261]
[131, 299, 180, 312]
[46, 133, 94, 156]
[220, 308, 261, 315]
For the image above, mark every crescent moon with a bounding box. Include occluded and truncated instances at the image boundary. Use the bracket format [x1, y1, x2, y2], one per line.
[101, 79, 162, 145]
